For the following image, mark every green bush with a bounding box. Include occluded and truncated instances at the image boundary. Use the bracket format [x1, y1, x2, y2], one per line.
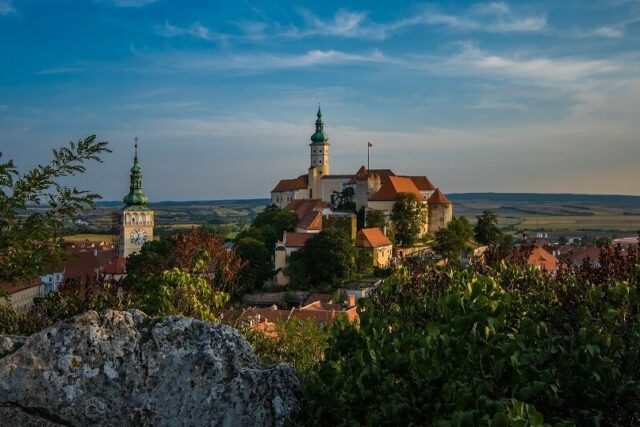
[299, 260, 640, 426]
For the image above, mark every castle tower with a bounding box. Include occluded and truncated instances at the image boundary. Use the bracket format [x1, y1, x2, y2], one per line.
[427, 188, 453, 234]
[119, 138, 154, 258]
[308, 106, 330, 199]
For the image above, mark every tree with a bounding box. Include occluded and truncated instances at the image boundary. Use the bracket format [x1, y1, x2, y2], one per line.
[125, 238, 177, 285]
[433, 216, 473, 262]
[365, 209, 386, 231]
[173, 228, 244, 295]
[331, 187, 355, 212]
[251, 205, 298, 239]
[474, 210, 502, 245]
[285, 228, 356, 288]
[390, 192, 426, 247]
[0, 135, 110, 282]
[235, 237, 273, 290]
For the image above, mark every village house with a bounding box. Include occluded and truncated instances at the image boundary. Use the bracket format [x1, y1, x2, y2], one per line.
[355, 228, 393, 268]
[0, 279, 44, 312]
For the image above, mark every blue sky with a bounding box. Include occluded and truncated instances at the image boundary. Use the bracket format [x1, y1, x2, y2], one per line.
[1, 0, 639, 200]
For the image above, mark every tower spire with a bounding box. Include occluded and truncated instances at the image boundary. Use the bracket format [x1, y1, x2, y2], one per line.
[123, 136, 149, 207]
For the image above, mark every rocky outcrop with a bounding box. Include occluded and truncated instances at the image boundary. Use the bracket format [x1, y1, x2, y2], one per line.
[0, 310, 299, 426]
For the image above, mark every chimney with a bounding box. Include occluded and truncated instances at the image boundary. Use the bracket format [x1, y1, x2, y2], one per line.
[348, 294, 357, 308]
[93, 248, 98, 257]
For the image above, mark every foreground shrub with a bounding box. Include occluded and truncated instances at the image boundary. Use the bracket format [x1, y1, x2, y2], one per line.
[300, 261, 640, 426]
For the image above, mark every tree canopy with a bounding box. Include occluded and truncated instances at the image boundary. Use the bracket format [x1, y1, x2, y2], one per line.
[390, 192, 426, 247]
[0, 135, 110, 282]
[433, 216, 474, 261]
[285, 228, 356, 289]
[474, 210, 502, 246]
[365, 209, 386, 231]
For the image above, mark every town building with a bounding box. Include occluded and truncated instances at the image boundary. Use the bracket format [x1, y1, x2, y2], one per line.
[355, 228, 393, 268]
[0, 279, 43, 312]
[118, 138, 154, 259]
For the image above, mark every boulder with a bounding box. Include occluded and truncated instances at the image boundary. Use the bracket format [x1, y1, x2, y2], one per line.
[0, 310, 299, 426]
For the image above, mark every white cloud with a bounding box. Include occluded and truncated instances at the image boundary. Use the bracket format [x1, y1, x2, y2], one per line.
[0, 0, 14, 15]
[106, 0, 156, 7]
[593, 25, 625, 37]
[417, 2, 547, 33]
[152, 49, 389, 72]
[35, 67, 84, 75]
[158, 21, 228, 42]
[443, 42, 617, 82]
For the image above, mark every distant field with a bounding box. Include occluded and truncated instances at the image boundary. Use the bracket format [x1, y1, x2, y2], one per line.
[63, 234, 116, 242]
[449, 193, 640, 236]
[519, 215, 640, 231]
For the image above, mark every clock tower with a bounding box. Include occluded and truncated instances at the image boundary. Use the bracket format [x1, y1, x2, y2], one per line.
[119, 138, 154, 258]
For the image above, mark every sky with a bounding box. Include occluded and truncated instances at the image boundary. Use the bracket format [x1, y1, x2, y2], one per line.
[0, 0, 639, 201]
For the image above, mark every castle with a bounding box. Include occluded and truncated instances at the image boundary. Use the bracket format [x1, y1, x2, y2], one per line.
[271, 108, 453, 236]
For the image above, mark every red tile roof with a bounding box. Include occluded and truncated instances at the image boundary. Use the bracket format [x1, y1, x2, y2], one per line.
[347, 166, 396, 184]
[63, 248, 116, 280]
[286, 199, 327, 231]
[284, 232, 315, 248]
[356, 228, 393, 248]
[369, 176, 425, 201]
[427, 188, 452, 205]
[0, 279, 42, 295]
[404, 176, 436, 191]
[103, 257, 127, 275]
[271, 175, 308, 193]
[527, 246, 558, 271]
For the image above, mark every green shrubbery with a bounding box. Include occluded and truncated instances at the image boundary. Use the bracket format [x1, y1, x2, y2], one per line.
[296, 257, 640, 426]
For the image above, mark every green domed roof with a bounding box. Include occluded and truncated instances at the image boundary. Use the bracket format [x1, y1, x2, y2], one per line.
[310, 106, 329, 145]
[123, 139, 149, 208]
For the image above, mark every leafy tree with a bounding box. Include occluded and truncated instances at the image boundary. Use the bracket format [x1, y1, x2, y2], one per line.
[596, 236, 612, 248]
[390, 192, 426, 247]
[285, 228, 356, 288]
[365, 209, 386, 231]
[245, 319, 329, 384]
[152, 264, 230, 321]
[474, 210, 502, 245]
[235, 237, 272, 290]
[0, 135, 110, 282]
[558, 236, 569, 245]
[433, 216, 473, 262]
[125, 238, 177, 285]
[331, 187, 355, 212]
[251, 205, 298, 239]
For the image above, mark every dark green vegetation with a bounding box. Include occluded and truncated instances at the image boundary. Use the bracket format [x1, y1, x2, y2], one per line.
[249, 245, 640, 426]
[433, 216, 474, 261]
[235, 205, 298, 290]
[0, 136, 110, 282]
[285, 228, 357, 289]
[391, 192, 427, 247]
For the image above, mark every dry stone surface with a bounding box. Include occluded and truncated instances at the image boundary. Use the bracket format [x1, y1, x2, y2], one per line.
[0, 310, 299, 426]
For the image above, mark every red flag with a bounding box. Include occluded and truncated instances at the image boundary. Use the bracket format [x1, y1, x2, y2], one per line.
[368, 142, 373, 147]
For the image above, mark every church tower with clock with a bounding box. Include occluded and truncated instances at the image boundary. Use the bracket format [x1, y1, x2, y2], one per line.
[119, 138, 154, 258]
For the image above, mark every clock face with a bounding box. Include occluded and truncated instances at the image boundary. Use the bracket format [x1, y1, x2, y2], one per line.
[130, 228, 148, 245]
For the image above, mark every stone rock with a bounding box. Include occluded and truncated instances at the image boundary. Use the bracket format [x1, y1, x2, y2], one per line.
[0, 310, 299, 426]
